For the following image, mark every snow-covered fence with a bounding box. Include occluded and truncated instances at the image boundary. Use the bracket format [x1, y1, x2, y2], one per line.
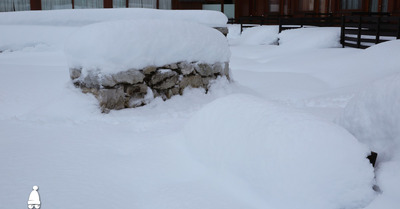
[341, 16, 400, 49]
[238, 15, 341, 33]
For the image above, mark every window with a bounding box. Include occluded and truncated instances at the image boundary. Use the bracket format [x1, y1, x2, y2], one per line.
[0, 0, 30, 12]
[42, 0, 72, 10]
[113, 0, 126, 8]
[341, 0, 362, 10]
[129, 0, 157, 8]
[75, 0, 104, 9]
[269, 0, 280, 12]
[299, 0, 314, 11]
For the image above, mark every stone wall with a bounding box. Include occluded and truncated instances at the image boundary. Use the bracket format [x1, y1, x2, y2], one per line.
[70, 61, 230, 112]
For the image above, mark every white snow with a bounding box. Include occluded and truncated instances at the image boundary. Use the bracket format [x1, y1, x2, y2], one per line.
[185, 94, 375, 209]
[64, 19, 230, 74]
[230, 26, 279, 46]
[0, 8, 228, 27]
[278, 27, 341, 49]
[1, 9, 400, 209]
[337, 73, 400, 209]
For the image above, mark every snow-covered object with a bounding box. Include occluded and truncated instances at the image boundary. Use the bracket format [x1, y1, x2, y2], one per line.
[338, 73, 400, 161]
[0, 8, 227, 27]
[185, 94, 375, 209]
[231, 26, 279, 45]
[279, 27, 341, 49]
[64, 19, 230, 74]
[0, 25, 76, 52]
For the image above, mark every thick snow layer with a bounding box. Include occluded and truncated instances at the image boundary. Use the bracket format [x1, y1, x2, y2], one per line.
[185, 94, 375, 209]
[64, 19, 230, 73]
[2, 17, 400, 209]
[0, 25, 76, 52]
[230, 26, 279, 46]
[279, 27, 341, 49]
[338, 73, 400, 209]
[338, 73, 400, 161]
[0, 8, 227, 27]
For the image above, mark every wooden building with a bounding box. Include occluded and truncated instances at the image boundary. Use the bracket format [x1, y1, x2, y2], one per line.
[234, 0, 400, 17]
[1, 0, 399, 19]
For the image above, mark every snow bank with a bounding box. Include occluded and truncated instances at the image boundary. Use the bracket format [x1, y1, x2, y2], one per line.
[338, 73, 400, 209]
[231, 26, 279, 45]
[279, 27, 341, 49]
[0, 8, 227, 27]
[185, 94, 375, 209]
[0, 25, 76, 52]
[64, 19, 230, 74]
[338, 73, 400, 161]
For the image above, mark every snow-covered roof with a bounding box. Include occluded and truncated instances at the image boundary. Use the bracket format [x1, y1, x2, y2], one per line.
[0, 8, 228, 27]
[64, 19, 230, 74]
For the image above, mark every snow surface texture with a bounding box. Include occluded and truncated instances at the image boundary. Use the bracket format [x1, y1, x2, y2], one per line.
[338, 72, 400, 209]
[0, 8, 227, 27]
[185, 94, 375, 209]
[279, 27, 341, 49]
[338, 73, 400, 161]
[64, 19, 230, 74]
[230, 26, 279, 45]
[2, 9, 400, 209]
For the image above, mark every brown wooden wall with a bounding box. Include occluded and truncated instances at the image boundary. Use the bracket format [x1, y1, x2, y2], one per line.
[235, 0, 400, 19]
[22, 0, 400, 17]
[30, 0, 41, 10]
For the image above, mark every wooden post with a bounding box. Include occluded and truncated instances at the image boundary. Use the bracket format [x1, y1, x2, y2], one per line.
[30, 0, 42, 10]
[340, 15, 345, 47]
[157, 0, 159, 9]
[375, 17, 381, 44]
[221, 0, 224, 13]
[126, 0, 129, 8]
[72, 0, 74, 9]
[104, 0, 113, 8]
[397, 17, 400, 39]
[357, 16, 362, 48]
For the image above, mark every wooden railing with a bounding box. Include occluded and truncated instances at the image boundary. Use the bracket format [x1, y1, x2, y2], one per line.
[278, 16, 341, 32]
[341, 16, 400, 49]
[237, 14, 400, 49]
[238, 16, 340, 33]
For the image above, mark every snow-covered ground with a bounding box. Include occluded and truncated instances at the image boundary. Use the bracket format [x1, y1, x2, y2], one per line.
[1, 9, 400, 209]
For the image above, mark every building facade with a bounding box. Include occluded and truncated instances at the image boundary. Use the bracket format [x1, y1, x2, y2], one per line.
[235, 0, 400, 17]
[1, 0, 399, 19]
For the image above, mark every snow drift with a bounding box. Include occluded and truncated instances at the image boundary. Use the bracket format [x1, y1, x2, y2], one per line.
[64, 19, 230, 74]
[338, 73, 400, 161]
[279, 27, 341, 49]
[185, 94, 376, 209]
[0, 8, 228, 27]
[231, 26, 279, 46]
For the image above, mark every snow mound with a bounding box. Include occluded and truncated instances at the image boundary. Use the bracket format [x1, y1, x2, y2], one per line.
[338, 73, 400, 161]
[185, 94, 375, 209]
[231, 26, 279, 45]
[0, 25, 76, 52]
[279, 27, 341, 49]
[0, 8, 227, 27]
[64, 19, 230, 74]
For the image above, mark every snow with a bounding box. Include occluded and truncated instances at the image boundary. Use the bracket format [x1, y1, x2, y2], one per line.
[64, 19, 230, 74]
[185, 94, 375, 209]
[337, 73, 400, 209]
[0, 8, 228, 27]
[229, 25, 279, 45]
[278, 27, 341, 49]
[2, 9, 400, 209]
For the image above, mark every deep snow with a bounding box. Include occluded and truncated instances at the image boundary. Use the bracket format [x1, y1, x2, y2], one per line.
[65, 19, 230, 73]
[1, 9, 400, 209]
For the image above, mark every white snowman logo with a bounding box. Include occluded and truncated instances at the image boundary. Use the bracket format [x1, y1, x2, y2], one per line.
[28, 186, 41, 209]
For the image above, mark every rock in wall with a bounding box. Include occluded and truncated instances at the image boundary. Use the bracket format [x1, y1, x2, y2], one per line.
[70, 61, 230, 113]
